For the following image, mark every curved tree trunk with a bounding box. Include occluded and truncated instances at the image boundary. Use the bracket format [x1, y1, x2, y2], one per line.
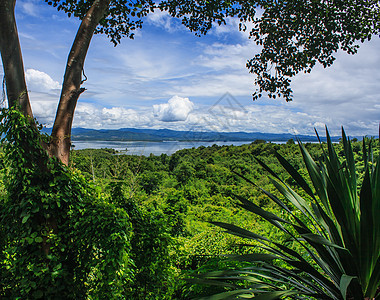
[0, 0, 33, 118]
[49, 0, 111, 165]
[1, 0, 111, 166]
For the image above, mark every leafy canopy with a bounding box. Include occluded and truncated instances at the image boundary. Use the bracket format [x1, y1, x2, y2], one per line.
[247, 0, 380, 101]
[45, 0, 235, 44]
[45, 0, 380, 100]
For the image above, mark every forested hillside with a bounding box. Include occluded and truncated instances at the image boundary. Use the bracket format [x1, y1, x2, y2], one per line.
[61, 137, 378, 298]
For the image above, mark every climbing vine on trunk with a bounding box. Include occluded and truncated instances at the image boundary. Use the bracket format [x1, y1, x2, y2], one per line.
[0, 107, 133, 299]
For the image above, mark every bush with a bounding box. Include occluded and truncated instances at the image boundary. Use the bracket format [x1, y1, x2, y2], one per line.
[0, 108, 132, 299]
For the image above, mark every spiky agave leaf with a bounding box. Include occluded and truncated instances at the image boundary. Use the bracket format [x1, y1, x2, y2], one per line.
[195, 128, 379, 299]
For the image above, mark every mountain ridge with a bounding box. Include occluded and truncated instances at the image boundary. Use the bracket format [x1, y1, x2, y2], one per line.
[42, 127, 342, 142]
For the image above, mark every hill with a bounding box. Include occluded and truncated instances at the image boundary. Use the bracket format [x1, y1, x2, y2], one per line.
[42, 127, 340, 142]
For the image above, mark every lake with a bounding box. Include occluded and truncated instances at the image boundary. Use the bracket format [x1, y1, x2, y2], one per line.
[71, 140, 255, 156]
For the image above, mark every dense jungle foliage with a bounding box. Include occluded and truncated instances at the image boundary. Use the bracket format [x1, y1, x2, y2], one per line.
[0, 115, 378, 298]
[71, 136, 378, 298]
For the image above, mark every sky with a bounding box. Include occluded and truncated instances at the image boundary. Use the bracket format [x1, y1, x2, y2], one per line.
[1, 0, 379, 137]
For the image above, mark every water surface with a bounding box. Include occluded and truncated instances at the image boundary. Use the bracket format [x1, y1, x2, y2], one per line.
[71, 140, 252, 156]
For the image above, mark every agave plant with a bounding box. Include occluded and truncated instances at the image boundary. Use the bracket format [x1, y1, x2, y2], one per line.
[196, 129, 380, 300]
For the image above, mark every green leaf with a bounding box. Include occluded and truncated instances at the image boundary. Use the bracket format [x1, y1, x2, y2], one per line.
[22, 215, 30, 223]
[233, 194, 290, 224]
[339, 274, 356, 299]
[301, 233, 347, 250]
[298, 141, 330, 214]
[35, 237, 43, 243]
[210, 222, 270, 242]
[274, 151, 315, 198]
[227, 253, 279, 262]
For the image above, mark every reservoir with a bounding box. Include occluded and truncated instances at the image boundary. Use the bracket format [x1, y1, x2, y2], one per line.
[71, 140, 254, 156]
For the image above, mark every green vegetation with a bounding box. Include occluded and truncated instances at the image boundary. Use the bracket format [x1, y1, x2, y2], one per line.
[193, 130, 380, 299]
[0, 109, 132, 298]
[0, 108, 378, 298]
[1, 1, 379, 298]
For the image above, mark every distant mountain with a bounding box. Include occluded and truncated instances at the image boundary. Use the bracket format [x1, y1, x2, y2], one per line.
[41, 127, 340, 142]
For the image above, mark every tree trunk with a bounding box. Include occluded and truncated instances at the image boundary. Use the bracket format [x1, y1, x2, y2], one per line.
[49, 0, 111, 165]
[0, 0, 33, 118]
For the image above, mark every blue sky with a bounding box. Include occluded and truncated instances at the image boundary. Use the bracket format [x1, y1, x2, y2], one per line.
[2, 0, 379, 136]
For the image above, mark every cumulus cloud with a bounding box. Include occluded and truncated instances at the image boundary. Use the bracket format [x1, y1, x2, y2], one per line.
[179, 102, 334, 136]
[29, 92, 57, 121]
[289, 39, 380, 136]
[22, 69, 61, 126]
[153, 96, 194, 122]
[73, 104, 153, 129]
[25, 69, 61, 93]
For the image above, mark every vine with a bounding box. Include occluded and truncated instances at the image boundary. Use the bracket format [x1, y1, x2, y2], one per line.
[0, 107, 133, 299]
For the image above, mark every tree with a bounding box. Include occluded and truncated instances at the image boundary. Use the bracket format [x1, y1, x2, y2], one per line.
[0, 0, 229, 164]
[1, 1, 379, 164]
[0, 109, 133, 298]
[156, 0, 379, 101]
[243, 0, 380, 101]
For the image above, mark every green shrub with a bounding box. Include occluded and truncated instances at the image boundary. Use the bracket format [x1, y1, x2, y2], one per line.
[0, 108, 132, 299]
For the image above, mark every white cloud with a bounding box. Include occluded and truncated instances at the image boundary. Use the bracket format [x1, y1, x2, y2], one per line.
[19, 32, 37, 40]
[27, 92, 58, 127]
[289, 38, 380, 136]
[167, 72, 253, 98]
[21, 1, 39, 17]
[73, 104, 154, 129]
[198, 42, 252, 70]
[183, 102, 335, 136]
[25, 69, 61, 93]
[164, 40, 259, 98]
[119, 51, 173, 80]
[153, 95, 194, 122]
[40, 98, 375, 137]
[211, 18, 240, 36]
[23, 69, 61, 126]
[146, 10, 182, 32]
